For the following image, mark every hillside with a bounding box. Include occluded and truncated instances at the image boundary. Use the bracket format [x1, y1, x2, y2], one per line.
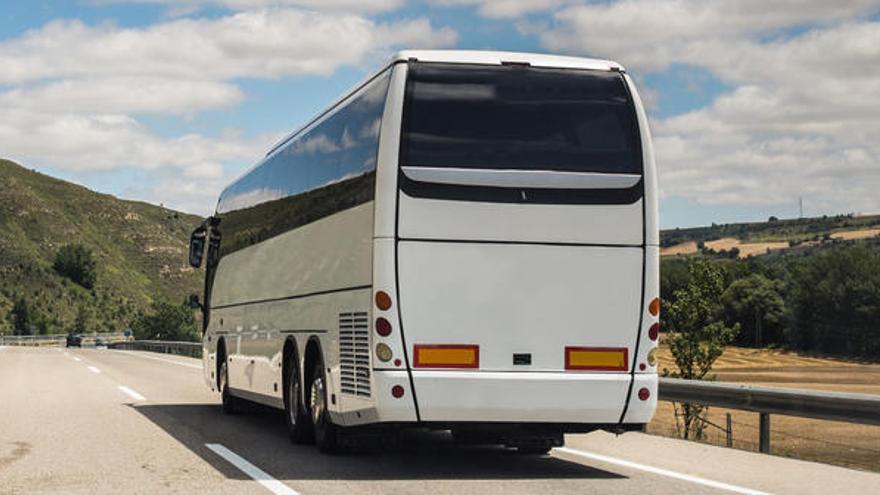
[661, 213, 880, 258]
[0, 159, 203, 335]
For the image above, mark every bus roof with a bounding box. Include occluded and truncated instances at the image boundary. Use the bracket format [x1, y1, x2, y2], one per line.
[221, 50, 626, 212]
[391, 50, 624, 72]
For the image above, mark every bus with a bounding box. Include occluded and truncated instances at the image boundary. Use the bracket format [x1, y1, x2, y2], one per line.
[188, 50, 660, 454]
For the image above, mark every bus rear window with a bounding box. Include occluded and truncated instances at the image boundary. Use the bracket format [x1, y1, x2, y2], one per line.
[401, 63, 642, 175]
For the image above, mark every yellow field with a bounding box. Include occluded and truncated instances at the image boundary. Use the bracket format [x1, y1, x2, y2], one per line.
[649, 346, 880, 471]
[660, 227, 880, 259]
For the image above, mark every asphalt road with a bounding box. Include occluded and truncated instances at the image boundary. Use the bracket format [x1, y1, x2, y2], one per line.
[1, 345, 878, 495]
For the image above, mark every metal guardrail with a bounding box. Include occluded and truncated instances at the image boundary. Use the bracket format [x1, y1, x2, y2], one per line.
[658, 377, 880, 452]
[109, 340, 202, 358]
[0, 332, 129, 347]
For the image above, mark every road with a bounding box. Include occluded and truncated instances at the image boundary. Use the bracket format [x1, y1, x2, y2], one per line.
[1, 346, 878, 495]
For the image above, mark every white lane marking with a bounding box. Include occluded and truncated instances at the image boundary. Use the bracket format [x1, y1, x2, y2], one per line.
[72, 357, 82, 362]
[205, 444, 300, 495]
[87, 366, 101, 374]
[117, 350, 201, 369]
[118, 385, 146, 401]
[554, 447, 772, 495]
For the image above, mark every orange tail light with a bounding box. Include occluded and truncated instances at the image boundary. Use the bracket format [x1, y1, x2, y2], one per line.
[413, 345, 479, 369]
[565, 347, 629, 371]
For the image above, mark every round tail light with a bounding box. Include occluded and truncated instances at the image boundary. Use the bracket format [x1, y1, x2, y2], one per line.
[375, 291, 392, 310]
[375, 317, 392, 336]
[638, 387, 650, 401]
[391, 385, 405, 398]
[648, 323, 659, 341]
[375, 343, 393, 362]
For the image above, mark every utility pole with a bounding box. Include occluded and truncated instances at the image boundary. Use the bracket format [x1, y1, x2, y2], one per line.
[799, 196, 803, 218]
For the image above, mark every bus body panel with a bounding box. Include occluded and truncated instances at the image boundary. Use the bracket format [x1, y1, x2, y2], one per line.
[207, 202, 375, 406]
[411, 371, 628, 422]
[398, 195, 643, 246]
[397, 241, 643, 372]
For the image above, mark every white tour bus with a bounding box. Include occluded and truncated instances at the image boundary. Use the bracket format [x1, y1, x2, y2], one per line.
[189, 50, 660, 454]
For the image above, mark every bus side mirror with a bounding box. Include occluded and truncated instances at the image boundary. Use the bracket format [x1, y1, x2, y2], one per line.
[189, 225, 207, 268]
[188, 294, 203, 310]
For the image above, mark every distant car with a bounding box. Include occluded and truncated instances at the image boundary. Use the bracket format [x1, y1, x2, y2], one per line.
[94, 336, 106, 348]
[66, 334, 82, 347]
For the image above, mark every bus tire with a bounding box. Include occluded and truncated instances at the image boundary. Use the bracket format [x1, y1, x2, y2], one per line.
[284, 354, 313, 444]
[308, 359, 341, 454]
[218, 351, 239, 414]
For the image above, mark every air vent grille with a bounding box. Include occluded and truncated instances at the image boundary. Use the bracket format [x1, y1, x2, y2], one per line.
[339, 311, 370, 397]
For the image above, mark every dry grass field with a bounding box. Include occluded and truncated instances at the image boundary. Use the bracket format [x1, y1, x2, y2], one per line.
[648, 346, 880, 471]
[831, 228, 880, 240]
[660, 227, 880, 259]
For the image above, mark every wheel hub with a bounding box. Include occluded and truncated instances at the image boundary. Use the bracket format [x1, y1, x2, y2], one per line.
[310, 376, 325, 425]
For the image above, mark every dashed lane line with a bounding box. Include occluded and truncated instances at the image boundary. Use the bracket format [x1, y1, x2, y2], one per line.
[118, 385, 146, 402]
[554, 447, 772, 495]
[87, 366, 101, 374]
[205, 443, 301, 495]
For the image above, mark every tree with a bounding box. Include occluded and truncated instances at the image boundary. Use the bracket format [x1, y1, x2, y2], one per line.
[664, 260, 739, 439]
[73, 305, 90, 335]
[9, 297, 33, 336]
[722, 274, 786, 347]
[787, 247, 880, 357]
[53, 244, 97, 290]
[131, 300, 197, 342]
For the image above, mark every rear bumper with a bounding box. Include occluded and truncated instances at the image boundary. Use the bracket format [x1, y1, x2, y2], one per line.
[373, 370, 657, 424]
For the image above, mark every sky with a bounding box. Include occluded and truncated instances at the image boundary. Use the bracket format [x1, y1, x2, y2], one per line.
[1, 1, 878, 228]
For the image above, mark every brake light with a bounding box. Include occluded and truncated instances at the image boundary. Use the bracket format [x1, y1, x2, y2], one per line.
[375, 317, 392, 336]
[565, 347, 628, 371]
[648, 323, 659, 341]
[413, 345, 479, 369]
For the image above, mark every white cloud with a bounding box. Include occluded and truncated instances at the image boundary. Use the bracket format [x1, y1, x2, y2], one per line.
[540, 0, 879, 72]
[429, 0, 571, 18]
[91, 0, 404, 15]
[0, 8, 457, 214]
[0, 11, 457, 85]
[534, 0, 880, 217]
[0, 78, 244, 116]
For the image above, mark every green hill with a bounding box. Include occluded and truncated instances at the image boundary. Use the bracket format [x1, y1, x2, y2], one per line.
[661, 213, 880, 248]
[0, 159, 204, 335]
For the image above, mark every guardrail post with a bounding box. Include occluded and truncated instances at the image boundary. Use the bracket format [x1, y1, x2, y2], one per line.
[759, 412, 771, 453]
[726, 413, 733, 448]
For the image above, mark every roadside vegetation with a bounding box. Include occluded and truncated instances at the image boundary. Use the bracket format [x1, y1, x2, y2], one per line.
[662, 245, 880, 360]
[0, 159, 202, 337]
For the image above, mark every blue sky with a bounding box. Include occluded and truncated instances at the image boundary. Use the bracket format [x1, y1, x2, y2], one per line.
[1, 1, 878, 228]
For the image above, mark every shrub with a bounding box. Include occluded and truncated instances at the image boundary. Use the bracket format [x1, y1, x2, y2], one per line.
[53, 244, 97, 289]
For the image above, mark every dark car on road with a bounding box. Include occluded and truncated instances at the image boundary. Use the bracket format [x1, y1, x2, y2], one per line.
[66, 334, 82, 347]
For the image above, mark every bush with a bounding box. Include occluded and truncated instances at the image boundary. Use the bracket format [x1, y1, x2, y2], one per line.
[131, 300, 198, 341]
[53, 244, 97, 290]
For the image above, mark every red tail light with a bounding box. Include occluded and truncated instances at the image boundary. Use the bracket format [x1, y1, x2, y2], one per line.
[375, 317, 392, 336]
[648, 323, 659, 341]
[391, 385, 405, 398]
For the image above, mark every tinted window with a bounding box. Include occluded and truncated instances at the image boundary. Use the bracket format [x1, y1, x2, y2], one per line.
[401, 63, 641, 174]
[214, 70, 390, 259]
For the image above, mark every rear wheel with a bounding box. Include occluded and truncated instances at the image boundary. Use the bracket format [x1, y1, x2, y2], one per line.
[218, 351, 239, 414]
[308, 360, 342, 453]
[284, 356, 313, 444]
